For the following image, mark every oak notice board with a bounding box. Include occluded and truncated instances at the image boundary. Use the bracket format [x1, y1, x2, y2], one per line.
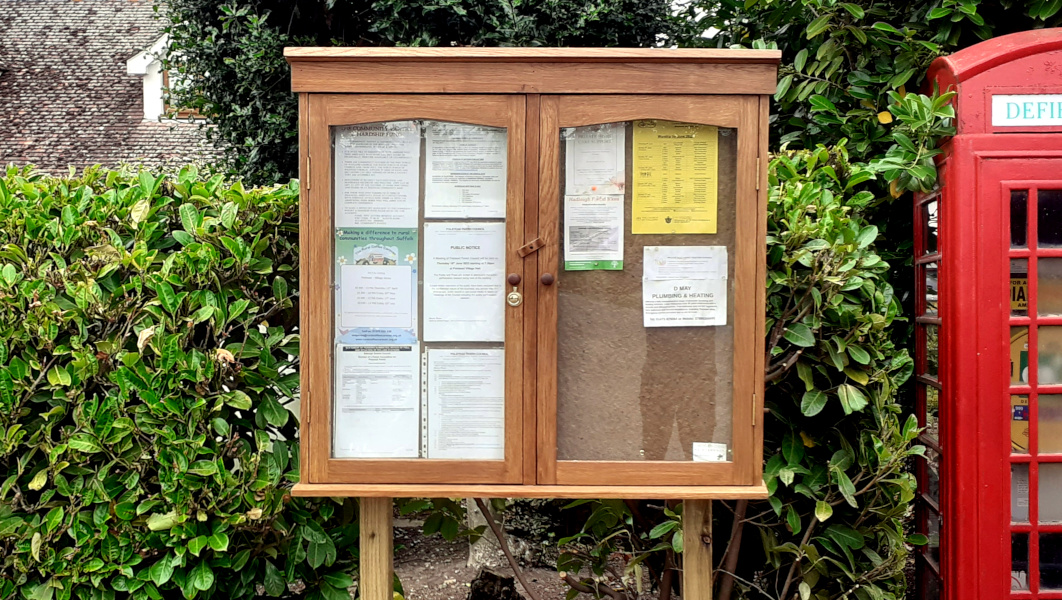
[286, 48, 779, 498]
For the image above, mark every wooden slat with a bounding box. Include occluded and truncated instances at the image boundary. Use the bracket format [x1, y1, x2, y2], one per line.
[682, 500, 713, 600]
[307, 94, 333, 483]
[503, 94, 528, 484]
[732, 95, 759, 485]
[556, 95, 743, 129]
[523, 94, 541, 485]
[289, 62, 779, 95]
[555, 460, 742, 486]
[754, 95, 769, 479]
[359, 497, 393, 600]
[298, 92, 311, 483]
[536, 96, 561, 485]
[293, 483, 768, 499]
[284, 47, 782, 64]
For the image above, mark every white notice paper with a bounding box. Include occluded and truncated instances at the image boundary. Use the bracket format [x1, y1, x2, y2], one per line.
[340, 264, 413, 329]
[426, 348, 505, 460]
[334, 122, 420, 228]
[423, 222, 506, 341]
[643, 245, 727, 280]
[565, 123, 626, 196]
[642, 246, 728, 328]
[425, 123, 507, 218]
[563, 194, 624, 270]
[333, 344, 420, 458]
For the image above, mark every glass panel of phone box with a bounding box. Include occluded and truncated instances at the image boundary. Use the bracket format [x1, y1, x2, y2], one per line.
[556, 120, 735, 462]
[330, 121, 508, 460]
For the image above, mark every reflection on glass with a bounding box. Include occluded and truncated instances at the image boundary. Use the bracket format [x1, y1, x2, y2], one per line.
[329, 119, 509, 460]
[1013, 395, 1030, 454]
[923, 574, 940, 598]
[925, 325, 939, 378]
[1040, 327, 1062, 385]
[925, 262, 939, 315]
[1012, 190, 1029, 248]
[1013, 533, 1029, 591]
[925, 386, 939, 441]
[1041, 258, 1062, 316]
[1013, 327, 1030, 385]
[1040, 190, 1062, 248]
[924, 446, 940, 505]
[1013, 463, 1030, 522]
[1042, 463, 1062, 523]
[1043, 395, 1062, 454]
[924, 200, 938, 254]
[556, 120, 735, 461]
[1012, 259, 1028, 317]
[1043, 533, 1062, 590]
[927, 513, 940, 564]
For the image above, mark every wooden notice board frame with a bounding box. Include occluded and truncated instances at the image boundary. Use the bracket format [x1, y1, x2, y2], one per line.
[287, 48, 778, 499]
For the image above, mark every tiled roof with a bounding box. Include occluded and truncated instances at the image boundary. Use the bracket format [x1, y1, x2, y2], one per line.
[0, 0, 221, 173]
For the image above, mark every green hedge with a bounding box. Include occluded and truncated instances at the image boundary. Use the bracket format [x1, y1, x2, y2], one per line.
[0, 166, 355, 600]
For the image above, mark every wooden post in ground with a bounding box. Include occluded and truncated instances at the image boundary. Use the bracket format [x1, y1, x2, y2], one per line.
[359, 497, 394, 600]
[682, 500, 713, 600]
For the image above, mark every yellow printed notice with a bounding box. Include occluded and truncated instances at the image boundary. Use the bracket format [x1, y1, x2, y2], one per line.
[632, 121, 719, 234]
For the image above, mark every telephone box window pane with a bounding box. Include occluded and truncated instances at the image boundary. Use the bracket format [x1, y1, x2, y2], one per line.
[1013, 395, 1030, 454]
[923, 200, 938, 254]
[921, 573, 940, 599]
[1014, 533, 1029, 591]
[1013, 190, 1029, 248]
[926, 386, 939, 442]
[925, 262, 939, 315]
[925, 325, 939, 378]
[1013, 463, 1030, 523]
[1042, 395, 1062, 454]
[1042, 533, 1062, 590]
[1039, 327, 1062, 385]
[1039, 190, 1062, 248]
[1013, 327, 1030, 385]
[1041, 463, 1062, 523]
[927, 513, 941, 564]
[556, 121, 736, 461]
[924, 445, 940, 504]
[1040, 258, 1062, 316]
[1012, 259, 1028, 317]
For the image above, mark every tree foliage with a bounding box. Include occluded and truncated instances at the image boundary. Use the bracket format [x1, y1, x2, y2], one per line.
[161, 0, 679, 185]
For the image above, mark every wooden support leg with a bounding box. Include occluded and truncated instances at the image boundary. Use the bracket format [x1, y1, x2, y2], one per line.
[359, 497, 394, 600]
[682, 499, 713, 600]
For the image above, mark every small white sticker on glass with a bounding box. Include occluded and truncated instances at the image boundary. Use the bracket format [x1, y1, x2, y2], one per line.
[692, 442, 728, 462]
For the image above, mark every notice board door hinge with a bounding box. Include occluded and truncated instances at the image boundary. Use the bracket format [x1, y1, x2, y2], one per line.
[518, 238, 543, 257]
[756, 156, 761, 191]
[306, 155, 311, 191]
[753, 392, 757, 427]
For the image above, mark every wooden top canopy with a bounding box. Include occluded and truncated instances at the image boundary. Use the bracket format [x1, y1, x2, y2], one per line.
[284, 46, 782, 63]
[284, 47, 782, 94]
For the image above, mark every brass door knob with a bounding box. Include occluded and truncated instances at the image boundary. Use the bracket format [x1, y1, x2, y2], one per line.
[540, 273, 555, 286]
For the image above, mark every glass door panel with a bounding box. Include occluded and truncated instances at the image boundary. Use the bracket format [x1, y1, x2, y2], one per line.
[307, 95, 525, 484]
[538, 95, 760, 486]
[555, 120, 736, 462]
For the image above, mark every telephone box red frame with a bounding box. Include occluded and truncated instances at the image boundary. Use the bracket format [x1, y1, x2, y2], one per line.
[914, 28, 1062, 600]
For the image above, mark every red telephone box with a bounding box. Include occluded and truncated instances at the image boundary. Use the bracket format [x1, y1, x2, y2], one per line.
[914, 28, 1062, 600]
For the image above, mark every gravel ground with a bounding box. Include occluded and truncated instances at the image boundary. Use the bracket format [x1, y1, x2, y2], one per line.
[393, 524, 573, 600]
